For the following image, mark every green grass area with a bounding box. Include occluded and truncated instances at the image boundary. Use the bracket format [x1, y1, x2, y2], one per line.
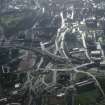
[75, 89, 103, 105]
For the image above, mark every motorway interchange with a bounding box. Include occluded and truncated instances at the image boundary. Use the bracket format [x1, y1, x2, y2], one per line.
[0, 0, 105, 105]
